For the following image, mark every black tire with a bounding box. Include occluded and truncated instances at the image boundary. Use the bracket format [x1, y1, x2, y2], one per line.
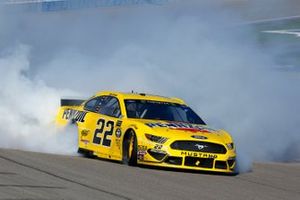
[77, 148, 94, 158]
[122, 130, 137, 166]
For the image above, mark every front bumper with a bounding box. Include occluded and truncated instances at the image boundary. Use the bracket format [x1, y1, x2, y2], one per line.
[137, 141, 236, 173]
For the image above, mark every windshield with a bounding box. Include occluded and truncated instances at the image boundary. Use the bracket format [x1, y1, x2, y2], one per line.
[125, 100, 206, 125]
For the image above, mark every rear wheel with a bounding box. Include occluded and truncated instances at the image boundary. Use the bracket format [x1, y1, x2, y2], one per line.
[77, 148, 94, 158]
[122, 130, 137, 166]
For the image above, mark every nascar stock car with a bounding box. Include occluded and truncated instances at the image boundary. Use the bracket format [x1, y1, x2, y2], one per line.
[56, 91, 237, 173]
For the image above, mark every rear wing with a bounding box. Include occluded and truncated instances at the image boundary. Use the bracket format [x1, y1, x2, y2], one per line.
[56, 98, 86, 126]
[60, 99, 86, 107]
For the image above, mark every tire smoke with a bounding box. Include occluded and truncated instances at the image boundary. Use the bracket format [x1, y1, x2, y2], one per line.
[0, 45, 78, 154]
[0, 1, 299, 172]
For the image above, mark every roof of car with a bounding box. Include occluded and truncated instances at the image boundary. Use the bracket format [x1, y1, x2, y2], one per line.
[95, 91, 186, 105]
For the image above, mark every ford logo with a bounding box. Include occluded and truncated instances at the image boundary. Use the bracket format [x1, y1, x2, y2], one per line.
[195, 144, 208, 150]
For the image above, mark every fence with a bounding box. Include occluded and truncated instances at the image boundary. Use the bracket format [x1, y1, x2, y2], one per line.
[2, 0, 169, 11]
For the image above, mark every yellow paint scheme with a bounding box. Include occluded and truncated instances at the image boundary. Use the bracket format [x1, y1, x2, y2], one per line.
[56, 91, 237, 173]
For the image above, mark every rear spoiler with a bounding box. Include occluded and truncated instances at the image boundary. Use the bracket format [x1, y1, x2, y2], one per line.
[60, 99, 86, 107]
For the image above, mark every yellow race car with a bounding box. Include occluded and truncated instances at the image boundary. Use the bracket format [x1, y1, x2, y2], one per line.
[56, 91, 236, 173]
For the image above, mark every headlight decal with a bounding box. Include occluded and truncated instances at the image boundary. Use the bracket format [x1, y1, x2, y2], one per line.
[226, 143, 234, 150]
[145, 134, 168, 144]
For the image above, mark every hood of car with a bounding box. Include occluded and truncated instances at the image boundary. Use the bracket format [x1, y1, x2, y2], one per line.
[130, 119, 231, 143]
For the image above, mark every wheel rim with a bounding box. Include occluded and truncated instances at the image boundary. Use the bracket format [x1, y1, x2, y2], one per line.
[128, 134, 134, 159]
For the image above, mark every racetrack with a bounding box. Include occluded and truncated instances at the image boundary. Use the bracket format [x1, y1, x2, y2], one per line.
[0, 148, 299, 200]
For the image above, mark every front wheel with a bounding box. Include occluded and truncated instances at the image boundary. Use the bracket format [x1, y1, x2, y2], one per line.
[122, 130, 137, 166]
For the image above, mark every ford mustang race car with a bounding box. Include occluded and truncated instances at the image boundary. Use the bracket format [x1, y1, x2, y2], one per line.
[56, 91, 236, 173]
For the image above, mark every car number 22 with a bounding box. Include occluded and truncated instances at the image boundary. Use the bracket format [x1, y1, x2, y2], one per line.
[93, 119, 114, 147]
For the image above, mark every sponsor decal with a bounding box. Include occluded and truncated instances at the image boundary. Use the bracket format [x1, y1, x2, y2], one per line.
[80, 139, 89, 145]
[62, 109, 87, 123]
[115, 139, 121, 149]
[137, 150, 147, 156]
[115, 128, 122, 138]
[181, 151, 218, 159]
[116, 120, 123, 127]
[137, 145, 148, 160]
[137, 153, 145, 160]
[154, 144, 163, 150]
[174, 127, 210, 133]
[138, 145, 148, 151]
[145, 122, 215, 133]
[81, 129, 89, 137]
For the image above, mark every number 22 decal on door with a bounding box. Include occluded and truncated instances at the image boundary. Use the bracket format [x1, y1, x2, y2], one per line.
[93, 118, 115, 147]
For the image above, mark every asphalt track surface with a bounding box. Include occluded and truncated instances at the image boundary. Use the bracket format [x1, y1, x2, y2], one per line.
[0, 148, 299, 200]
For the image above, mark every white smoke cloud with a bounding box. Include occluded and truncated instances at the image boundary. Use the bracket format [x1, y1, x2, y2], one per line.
[0, 1, 299, 172]
[0, 45, 78, 154]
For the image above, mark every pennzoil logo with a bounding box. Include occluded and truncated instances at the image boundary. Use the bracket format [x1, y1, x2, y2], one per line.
[62, 109, 87, 123]
[145, 122, 215, 133]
